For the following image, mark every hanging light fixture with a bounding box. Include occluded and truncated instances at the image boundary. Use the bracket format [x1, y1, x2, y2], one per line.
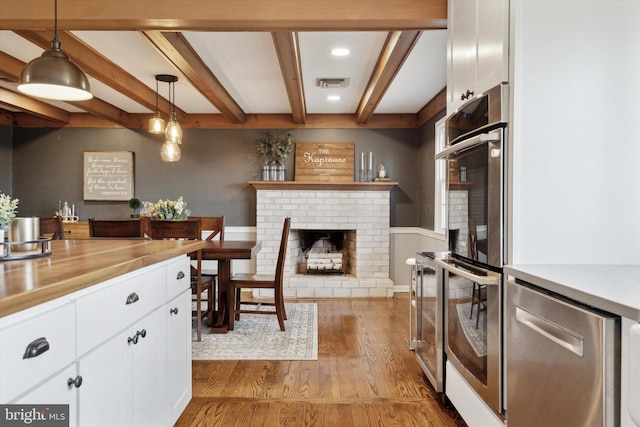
[164, 76, 183, 144]
[153, 74, 182, 162]
[17, 0, 92, 101]
[148, 76, 165, 134]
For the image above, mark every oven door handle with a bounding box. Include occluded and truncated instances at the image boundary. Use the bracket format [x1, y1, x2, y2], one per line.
[434, 258, 499, 286]
[434, 132, 501, 160]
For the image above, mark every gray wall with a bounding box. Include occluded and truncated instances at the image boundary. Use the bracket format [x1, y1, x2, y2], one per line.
[8, 125, 435, 227]
[0, 125, 12, 193]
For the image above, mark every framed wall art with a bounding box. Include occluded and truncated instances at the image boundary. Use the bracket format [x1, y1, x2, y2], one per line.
[83, 151, 135, 201]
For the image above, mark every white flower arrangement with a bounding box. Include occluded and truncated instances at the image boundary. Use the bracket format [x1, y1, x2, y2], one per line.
[0, 191, 19, 230]
[150, 196, 191, 220]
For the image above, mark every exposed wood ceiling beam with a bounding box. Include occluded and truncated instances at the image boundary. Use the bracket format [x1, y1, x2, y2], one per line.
[0, 51, 24, 81]
[143, 31, 246, 124]
[356, 30, 422, 124]
[13, 30, 185, 119]
[272, 32, 306, 124]
[0, 88, 70, 123]
[417, 86, 446, 126]
[0, 0, 447, 31]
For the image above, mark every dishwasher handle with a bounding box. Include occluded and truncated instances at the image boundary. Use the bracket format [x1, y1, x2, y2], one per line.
[434, 258, 499, 286]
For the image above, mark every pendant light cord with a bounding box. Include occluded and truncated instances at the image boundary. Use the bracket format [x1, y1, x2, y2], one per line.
[51, 0, 61, 50]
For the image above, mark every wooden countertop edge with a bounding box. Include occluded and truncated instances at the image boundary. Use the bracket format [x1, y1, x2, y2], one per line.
[0, 240, 204, 318]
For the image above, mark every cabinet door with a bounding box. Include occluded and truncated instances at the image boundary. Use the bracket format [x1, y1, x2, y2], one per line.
[77, 329, 131, 427]
[475, 0, 509, 94]
[14, 365, 78, 427]
[131, 307, 165, 427]
[447, 0, 477, 112]
[164, 290, 192, 426]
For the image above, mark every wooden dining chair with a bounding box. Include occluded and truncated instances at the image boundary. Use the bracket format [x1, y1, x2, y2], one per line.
[229, 217, 290, 331]
[39, 216, 65, 240]
[189, 215, 224, 276]
[88, 218, 149, 238]
[148, 219, 214, 341]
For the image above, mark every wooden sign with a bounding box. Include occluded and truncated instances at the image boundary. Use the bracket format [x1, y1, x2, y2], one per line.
[83, 151, 135, 201]
[294, 143, 354, 182]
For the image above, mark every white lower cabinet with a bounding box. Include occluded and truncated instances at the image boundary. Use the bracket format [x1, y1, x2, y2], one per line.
[77, 306, 165, 427]
[14, 365, 79, 427]
[0, 255, 192, 427]
[165, 289, 192, 426]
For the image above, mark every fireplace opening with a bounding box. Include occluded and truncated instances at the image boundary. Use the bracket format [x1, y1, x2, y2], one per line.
[294, 229, 353, 275]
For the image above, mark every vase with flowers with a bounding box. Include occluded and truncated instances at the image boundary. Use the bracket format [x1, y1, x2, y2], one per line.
[255, 132, 294, 181]
[151, 196, 191, 220]
[0, 191, 19, 253]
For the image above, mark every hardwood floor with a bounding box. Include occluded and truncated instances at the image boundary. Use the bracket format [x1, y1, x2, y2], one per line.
[176, 296, 467, 427]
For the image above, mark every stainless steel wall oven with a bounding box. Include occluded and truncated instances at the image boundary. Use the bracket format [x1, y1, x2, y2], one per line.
[435, 83, 508, 418]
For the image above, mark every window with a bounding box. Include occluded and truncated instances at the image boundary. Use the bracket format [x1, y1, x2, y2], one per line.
[434, 117, 447, 235]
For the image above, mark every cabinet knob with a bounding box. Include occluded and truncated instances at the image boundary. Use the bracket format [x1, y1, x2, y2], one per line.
[460, 89, 475, 100]
[67, 375, 83, 388]
[177, 271, 185, 280]
[127, 334, 139, 345]
[170, 307, 179, 315]
[125, 292, 139, 305]
[137, 329, 147, 339]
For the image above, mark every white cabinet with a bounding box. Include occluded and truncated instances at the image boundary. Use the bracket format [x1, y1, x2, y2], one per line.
[14, 365, 79, 427]
[164, 257, 192, 426]
[165, 289, 192, 425]
[0, 255, 192, 427]
[0, 303, 76, 403]
[447, 0, 509, 113]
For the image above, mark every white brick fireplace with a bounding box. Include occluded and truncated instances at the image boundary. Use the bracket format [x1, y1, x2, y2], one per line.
[251, 182, 396, 298]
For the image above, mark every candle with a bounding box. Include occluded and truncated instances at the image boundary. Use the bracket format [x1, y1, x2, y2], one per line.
[369, 152, 373, 170]
[361, 152, 365, 169]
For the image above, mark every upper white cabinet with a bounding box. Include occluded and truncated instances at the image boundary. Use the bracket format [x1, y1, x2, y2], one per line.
[447, 0, 509, 113]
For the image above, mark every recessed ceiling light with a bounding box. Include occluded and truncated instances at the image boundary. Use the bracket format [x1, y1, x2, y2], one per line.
[331, 48, 350, 57]
[327, 95, 341, 101]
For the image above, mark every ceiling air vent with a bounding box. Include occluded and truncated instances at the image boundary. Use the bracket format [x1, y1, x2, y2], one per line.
[316, 78, 351, 89]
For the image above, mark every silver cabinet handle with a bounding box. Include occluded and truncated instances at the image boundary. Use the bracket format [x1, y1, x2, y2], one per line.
[515, 306, 583, 357]
[67, 376, 83, 388]
[125, 292, 139, 305]
[23, 337, 50, 359]
[170, 307, 179, 315]
[176, 271, 185, 280]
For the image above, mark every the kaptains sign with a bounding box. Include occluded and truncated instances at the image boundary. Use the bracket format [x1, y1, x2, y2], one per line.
[294, 143, 354, 182]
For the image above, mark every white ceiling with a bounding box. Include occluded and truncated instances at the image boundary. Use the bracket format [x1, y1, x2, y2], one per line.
[0, 29, 447, 122]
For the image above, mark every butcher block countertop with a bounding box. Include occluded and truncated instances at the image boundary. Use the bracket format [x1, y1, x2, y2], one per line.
[0, 239, 204, 318]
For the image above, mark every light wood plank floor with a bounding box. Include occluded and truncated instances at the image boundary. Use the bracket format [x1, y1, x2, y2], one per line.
[176, 296, 466, 426]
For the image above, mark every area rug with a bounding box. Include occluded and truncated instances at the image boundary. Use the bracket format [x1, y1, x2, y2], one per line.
[456, 302, 487, 358]
[192, 303, 318, 360]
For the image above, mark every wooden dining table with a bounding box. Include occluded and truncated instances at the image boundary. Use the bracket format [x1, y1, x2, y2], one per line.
[201, 239, 261, 333]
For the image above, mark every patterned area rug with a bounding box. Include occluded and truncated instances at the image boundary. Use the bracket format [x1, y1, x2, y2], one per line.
[192, 303, 318, 360]
[456, 302, 487, 357]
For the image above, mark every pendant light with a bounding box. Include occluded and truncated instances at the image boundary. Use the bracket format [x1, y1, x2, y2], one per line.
[17, 0, 92, 101]
[148, 76, 165, 134]
[155, 74, 181, 162]
[164, 77, 183, 144]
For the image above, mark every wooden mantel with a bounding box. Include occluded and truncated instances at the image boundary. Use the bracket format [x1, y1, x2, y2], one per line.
[249, 181, 398, 191]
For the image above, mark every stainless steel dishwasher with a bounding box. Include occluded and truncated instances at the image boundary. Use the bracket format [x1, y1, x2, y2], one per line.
[505, 279, 620, 427]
